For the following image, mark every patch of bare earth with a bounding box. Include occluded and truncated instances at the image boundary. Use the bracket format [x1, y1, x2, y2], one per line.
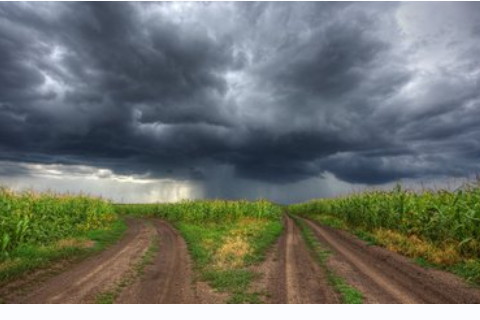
[4, 218, 153, 303]
[254, 215, 339, 304]
[0, 239, 97, 300]
[1, 218, 224, 304]
[303, 218, 480, 304]
[193, 280, 229, 304]
[0, 258, 78, 301]
[117, 219, 223, 303]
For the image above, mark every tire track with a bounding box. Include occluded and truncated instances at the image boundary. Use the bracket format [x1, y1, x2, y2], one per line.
[303, 217, 480, 304]
[116, 220, 196, 303]
[257, 215, 339, 303]
[7, 218, 153, 304]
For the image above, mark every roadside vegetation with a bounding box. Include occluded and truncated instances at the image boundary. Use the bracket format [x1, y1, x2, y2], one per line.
[115, 200, 283, 303]
[95, 231, 159, 304]
[291, 215, 363, 303]
[0, 187, 122, 283]
[115, 199, 280, 222]
[289, 183, 480, 285]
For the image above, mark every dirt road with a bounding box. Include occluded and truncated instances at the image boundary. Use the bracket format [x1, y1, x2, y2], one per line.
[2, 218, 203, 304]
[4, 219, 153, 303]
[302, 217, 480, 303]
[3, 215, 480, 304]
[116, 219, 196, 303]
[257, 215, 339, 303]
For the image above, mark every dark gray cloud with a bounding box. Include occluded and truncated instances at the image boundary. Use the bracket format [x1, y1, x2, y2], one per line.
[1, 2, 480, 201]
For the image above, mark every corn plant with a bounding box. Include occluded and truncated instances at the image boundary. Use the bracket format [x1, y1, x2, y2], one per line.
[0, 187, 115, 258]
[115, 199, 282, 223]
[289, 182, 480, 259]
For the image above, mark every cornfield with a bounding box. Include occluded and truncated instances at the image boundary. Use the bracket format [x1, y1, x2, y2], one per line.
[0, 187, 115, 258]
[115, 199, 282, 222]
[289, 184, 480, 258]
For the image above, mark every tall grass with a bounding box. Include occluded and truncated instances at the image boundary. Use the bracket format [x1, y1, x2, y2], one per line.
[115, 199, 281, 223]
[289, 183, 480, 259]
[0, 187, 115, 259]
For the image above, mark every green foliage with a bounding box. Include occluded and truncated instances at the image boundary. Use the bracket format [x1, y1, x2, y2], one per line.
[0, 187, 115, 259]
[114, 199, 281, 223]
[289, 183, 480, 259]
[176, 218, 282, 302]
[117, 199, 285, 303]
[329, 276, 363, 304]
[115, 199, 283, 303]
[0, 219, 126, 283]
[203, 269, 254, 292]
[292, 215, 363, 304]
[227, 291, 263, 304]
[244, 221, 283, 265]
[95, 232, 159, 304]
[451, 259, 480, 285]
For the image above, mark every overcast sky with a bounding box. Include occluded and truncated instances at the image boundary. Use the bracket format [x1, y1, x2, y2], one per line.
[1, 2, 480, 203]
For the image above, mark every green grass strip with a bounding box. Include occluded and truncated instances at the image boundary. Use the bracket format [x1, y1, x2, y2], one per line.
[290, 214, 363, 304]
[0, 218, 127, 284]
[95, 232, 159, 304]
[307, 214, 480, 287]
[175, 219, 282, 304]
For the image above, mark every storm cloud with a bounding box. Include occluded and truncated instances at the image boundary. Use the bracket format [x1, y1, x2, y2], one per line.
[1, 2, 480, 202]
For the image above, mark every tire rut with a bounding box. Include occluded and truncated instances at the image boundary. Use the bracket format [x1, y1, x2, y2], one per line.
[258, 215, 339, 304]
[7, 218, 153, 304]
[116, 220, 196, 303]
[303, 217, 480, 304]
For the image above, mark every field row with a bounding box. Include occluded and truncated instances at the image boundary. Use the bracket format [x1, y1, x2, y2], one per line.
[289, 183, 480, 283]
[2, 184, 480, 298]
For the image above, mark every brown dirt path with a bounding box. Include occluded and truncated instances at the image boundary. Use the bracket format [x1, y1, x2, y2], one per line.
[255, 215, 339, 304]
[5, 218, 154, 304]
[1, 218, 224, 304]
[116, 219, 197, 303]
[303, 217, 480, 304]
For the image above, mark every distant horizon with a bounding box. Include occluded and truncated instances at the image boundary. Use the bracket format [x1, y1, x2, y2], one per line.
[1, 2, 480, 203]
[2, 172, 477, 205]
